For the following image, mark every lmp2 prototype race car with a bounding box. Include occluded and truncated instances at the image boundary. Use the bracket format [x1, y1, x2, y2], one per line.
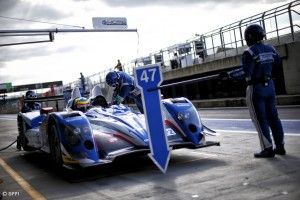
[17, 86, 219, 169]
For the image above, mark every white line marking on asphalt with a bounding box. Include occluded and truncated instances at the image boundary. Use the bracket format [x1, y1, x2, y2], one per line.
[0, 119, 16, 121]
[202, 118, 300, 122]
[0, 117, 17, 121]
[214, 129, 300, 136]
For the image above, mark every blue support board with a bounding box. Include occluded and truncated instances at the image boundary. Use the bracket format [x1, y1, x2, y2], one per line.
[135, 64, 171, 173]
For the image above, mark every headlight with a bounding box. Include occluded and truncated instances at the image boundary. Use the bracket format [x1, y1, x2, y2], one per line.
[177, 112, 190, 121]
[64, 126, 81, 146]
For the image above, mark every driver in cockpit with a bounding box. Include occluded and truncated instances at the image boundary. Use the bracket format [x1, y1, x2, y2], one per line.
[66, 87, 90, 113]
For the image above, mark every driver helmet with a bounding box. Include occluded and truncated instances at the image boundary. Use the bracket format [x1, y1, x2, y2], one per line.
[106, 71, 120, 87]
[25, 90, 37, 99]
[24, 90, 39, 110]
[244, 24, 266, 46]
[73, 97, 90, 112]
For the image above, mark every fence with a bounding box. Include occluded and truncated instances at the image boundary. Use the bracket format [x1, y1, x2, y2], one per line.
[0, 98, 20, 114]
[202, 0, 300, 60]
[65, 0, 300, 90]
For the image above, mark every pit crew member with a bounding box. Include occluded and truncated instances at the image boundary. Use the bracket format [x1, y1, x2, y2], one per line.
[105, 71, 143, 113]
[225, 24, 285, 158]
[21, 90, 41, 113]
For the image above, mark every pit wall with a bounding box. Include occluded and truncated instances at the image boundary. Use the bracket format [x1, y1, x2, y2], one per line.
[163, 41, 300, 95]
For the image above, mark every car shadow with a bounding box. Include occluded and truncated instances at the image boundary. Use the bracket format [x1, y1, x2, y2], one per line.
[9, 149, 228, 183]
[265, 154, 300, 172]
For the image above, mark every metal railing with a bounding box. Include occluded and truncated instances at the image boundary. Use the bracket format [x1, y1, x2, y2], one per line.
[201, 0, 300, 60]
[65, 0, 300, 90]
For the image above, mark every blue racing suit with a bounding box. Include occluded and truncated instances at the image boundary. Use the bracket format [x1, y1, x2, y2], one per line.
[241, 42, 285, 151]
[113, 72, 144, 114]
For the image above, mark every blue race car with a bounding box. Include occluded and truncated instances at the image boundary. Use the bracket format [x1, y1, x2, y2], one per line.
[17, 87, 219, 169]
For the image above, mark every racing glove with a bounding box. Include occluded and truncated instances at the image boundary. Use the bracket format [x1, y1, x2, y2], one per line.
[218, 68, 245, 81]
[229, 68, 245, 79]
[113, 95, 124, 105]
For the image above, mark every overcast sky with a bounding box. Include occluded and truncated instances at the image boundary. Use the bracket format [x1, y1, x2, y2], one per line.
[0, 0, 290, 86]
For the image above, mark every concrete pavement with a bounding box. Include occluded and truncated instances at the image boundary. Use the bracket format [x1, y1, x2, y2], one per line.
[0, 107, 299, 200]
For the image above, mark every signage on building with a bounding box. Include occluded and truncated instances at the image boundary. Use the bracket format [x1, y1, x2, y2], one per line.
[92, 17, 128, 30]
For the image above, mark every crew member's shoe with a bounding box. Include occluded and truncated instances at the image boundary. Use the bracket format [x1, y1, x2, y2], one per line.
[274, 145, 286, 155]
[254, 147, 275, 158]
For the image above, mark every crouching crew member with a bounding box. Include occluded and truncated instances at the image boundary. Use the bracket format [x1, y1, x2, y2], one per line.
[106, 71, 144, 113]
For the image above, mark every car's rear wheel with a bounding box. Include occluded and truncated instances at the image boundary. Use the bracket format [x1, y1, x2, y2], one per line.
[17, 115, 35, 151]
[49, 124, 63, 168]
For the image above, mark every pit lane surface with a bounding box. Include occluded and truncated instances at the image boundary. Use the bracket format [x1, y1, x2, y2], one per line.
[0, 107, 299, 200]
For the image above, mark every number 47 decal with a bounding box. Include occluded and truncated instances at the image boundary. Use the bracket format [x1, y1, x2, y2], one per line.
[140, 68, 156, 83]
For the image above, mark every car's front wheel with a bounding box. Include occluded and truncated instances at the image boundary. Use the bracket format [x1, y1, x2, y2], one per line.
[49, 124, 63, 168]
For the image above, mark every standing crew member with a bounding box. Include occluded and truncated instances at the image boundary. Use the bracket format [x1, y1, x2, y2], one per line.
[114, 59, 123, 71]
[241, 24, 285, 158]
[106, 71, 143, 113]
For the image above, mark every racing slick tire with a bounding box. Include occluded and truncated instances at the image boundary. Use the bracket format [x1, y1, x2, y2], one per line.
[17, 115, 35, 151]
[49, 123, 63, 168]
